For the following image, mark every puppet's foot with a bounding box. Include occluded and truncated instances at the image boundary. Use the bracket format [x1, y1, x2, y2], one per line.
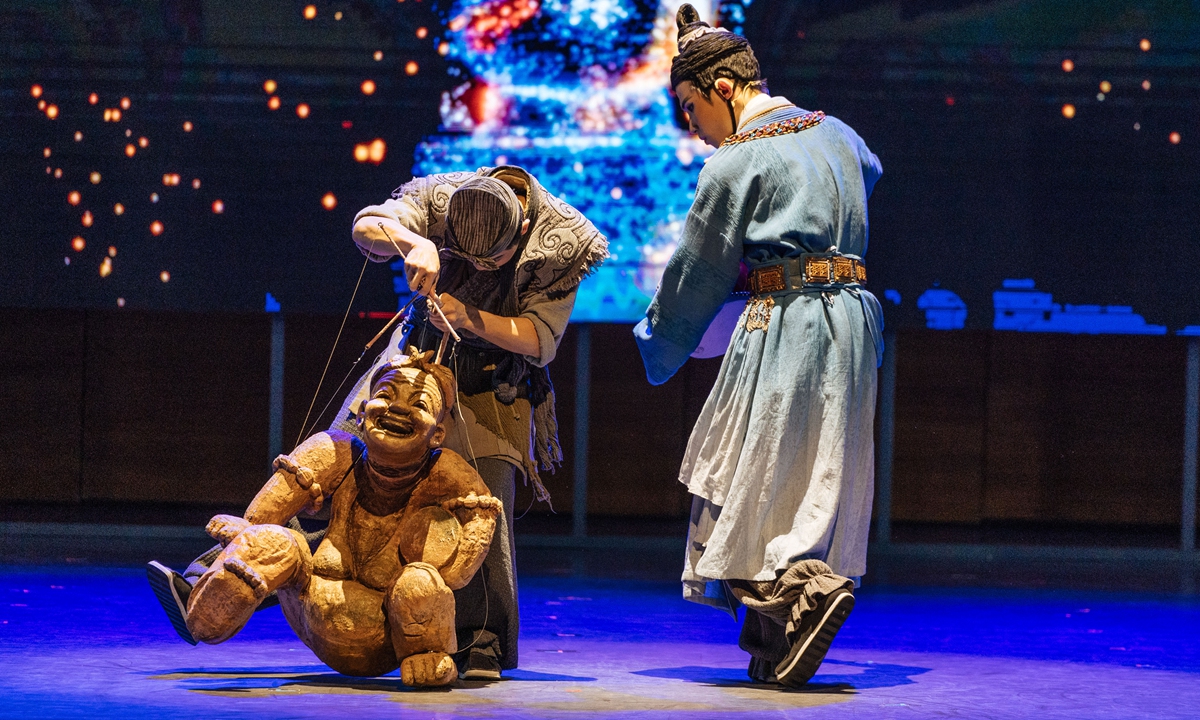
[400, 652, 458, 687]
[185, 562, 264, 645]
[222, 557, 270, 601]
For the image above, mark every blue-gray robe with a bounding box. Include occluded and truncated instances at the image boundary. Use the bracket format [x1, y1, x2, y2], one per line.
[634, 99, 883, 606]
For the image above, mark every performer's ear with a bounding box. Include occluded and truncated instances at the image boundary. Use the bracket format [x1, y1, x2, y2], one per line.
[715, 78, 734, 101]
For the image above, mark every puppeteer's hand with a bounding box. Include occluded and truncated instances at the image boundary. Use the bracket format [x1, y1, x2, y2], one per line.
[428, 293, 468, 332]
[443, 492, 503, 517]
[404, 237, 441, 297]
[206, 514, 251, 545]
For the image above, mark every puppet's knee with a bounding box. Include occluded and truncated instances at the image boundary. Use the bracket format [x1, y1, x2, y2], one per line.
[387, 562, 456, 658]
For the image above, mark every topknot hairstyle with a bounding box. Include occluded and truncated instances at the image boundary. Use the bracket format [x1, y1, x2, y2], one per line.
[670, 3, 764, 98]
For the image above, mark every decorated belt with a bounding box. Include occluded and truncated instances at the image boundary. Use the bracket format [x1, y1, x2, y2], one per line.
[747, 253, 867, 295]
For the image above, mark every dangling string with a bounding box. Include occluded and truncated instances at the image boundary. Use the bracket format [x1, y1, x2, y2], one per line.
[294, 252, 371, 448]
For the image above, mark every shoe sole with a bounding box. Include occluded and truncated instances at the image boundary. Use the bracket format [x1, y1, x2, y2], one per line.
[461, 669, 502, 680]
[146, 561, 198, 646]
[775, 591, 855, 687]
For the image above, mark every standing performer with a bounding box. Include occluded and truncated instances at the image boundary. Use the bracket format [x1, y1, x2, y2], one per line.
[148, 165, 607, 681]
[633, 5, 883, 687]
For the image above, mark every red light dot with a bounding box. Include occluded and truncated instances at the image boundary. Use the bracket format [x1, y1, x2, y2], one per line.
[212, 199, 225, 214]
[120, 97, 130, 110]
[342, 120, 353, 129]
[1169, 132, 1181, 145]
[183, 121, 194, 132]
[88, 93, 98, 105]
[192, 178, 201, 189]
[296, 103, 310, 118]
[1142, 79, 1151, 91]
[361, 80, 376, 95]
[1061, 59, 1074, 72]
[321, 192, 337, 210]
[150, 220, 164, 236]
[945, 96, 955, 106]
[68, 191, 80, 205]
[268, 96, 281, 111]
[30, 84, 43, 98]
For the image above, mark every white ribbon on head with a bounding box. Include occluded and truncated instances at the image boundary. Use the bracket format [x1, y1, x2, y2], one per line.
[679, 24, 732, 50]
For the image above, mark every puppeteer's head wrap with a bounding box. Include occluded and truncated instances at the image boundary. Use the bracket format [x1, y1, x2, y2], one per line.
[670, 3, 764, 97]
[445, 175, 524, 270]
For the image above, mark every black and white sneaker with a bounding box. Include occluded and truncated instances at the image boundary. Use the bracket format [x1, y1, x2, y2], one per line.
[459, 647, 502, 680]
[146, 561, 197, 646]
[774, 588, 854, 687]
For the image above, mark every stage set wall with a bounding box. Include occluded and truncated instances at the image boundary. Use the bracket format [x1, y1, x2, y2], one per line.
[1, 308, 1196, 541]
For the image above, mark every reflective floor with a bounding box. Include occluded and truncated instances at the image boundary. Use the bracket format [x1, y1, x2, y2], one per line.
[1, 557, 1198, 719]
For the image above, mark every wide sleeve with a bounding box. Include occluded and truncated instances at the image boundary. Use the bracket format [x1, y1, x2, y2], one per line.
[351, 177, 432, 262]
[634, 162, 751, 385]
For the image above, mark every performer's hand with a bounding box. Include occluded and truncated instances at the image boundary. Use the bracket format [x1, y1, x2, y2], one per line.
[428, 292, 468, 331]
[206, 514, 251, 545]
[404, 237, 441, 297]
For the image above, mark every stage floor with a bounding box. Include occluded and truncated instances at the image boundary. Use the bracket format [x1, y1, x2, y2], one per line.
[1, 562, 1198, 719]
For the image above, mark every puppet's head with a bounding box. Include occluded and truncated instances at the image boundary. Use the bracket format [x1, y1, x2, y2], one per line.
[357, 349, 457, 466]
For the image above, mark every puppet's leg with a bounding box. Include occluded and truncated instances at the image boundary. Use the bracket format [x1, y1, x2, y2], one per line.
[185, 524, 311, 644]
[388, 562, 458, 686]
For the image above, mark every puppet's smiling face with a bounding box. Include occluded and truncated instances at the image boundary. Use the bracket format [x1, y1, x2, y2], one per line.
[359, 367, 446, 468]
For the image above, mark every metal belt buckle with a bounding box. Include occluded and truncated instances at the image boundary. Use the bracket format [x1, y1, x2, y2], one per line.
[751, 263, 786, 294]
[833, 257, 856, 284]
[804, 255, 832, 285]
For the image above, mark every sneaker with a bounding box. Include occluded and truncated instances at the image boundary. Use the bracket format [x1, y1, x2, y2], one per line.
[774, 588, 854, 687]
[459, 646, 502, 681]
[146, 561, 197, 646]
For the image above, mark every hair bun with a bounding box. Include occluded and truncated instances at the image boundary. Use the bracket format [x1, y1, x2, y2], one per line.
[676, 3, 703, 30]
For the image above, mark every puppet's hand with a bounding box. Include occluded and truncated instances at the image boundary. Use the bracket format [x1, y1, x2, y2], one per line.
[443, 492, 502, 517]
[206, 514, 251, 545]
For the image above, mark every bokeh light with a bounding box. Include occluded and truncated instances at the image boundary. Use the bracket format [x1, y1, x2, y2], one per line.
[43, 147, 51, 158]
[1140, 38, 1151, 51]
[1061, 59, 1074, 72]
[610, 187, 623, 200]
[296, 103, 310, 118]
[1142, 79, 1151, 91]
[374, 50, 383, 61]
[354, 139, 387, 164]
[82, 211, 94, 227]
[182, 121, 194, 132]
[88, 93, 98, 105]
[108, 246, 117, 257]
[38, 100, 46, 110]
[30, 84, 42, 98]
[334, 11, 343, 20]
[120, 97, 130, 110]
[192, 178, 201, 189]
[71, 237, 85, 252]
[945, 95, 955, 106]
[125, 144, 136, 157]
[117, 298, 126, 307]
[212, 199, 225, 214]
[321, 192, 337, 210]
[150, 220, 164, 236]
[268, 96, 281, 110]
[1169, 132, 1181, 144]
[150, 193, 159, 203]
[90, 172, 101, 184]
[438, 42, 449, 56]
[361, 79, 376, 95]
[138, 137, 149, 148]
[303, 5, 316, 20]
[417, 27, 428, 39]
[263, 79, 277, 94]
[1061, 103, 1076, 118]
[54, 169, 62, 178]
[405, 61, 419, 75]
[1099, 80, 1112, 93]
[46, 104, 59, 119]
[67, 191, 80, 206]
[74, 131, 82, 141]
[114, 203, 124, 215]
[159, 270, 171, 283]
[99, 258, 113, 278]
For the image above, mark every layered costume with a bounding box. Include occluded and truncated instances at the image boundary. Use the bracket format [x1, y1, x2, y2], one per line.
[635, 21, 883, 678]
[335, 165, 608, 670]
